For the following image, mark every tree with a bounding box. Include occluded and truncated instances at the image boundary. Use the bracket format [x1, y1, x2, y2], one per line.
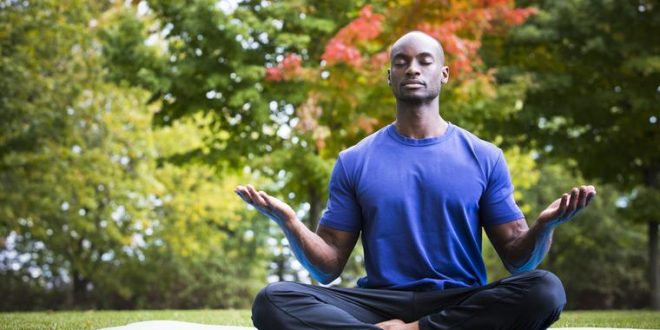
[0, 1, 268, 309]
[0, 0, 133, 306]
[489, 0, 660, 308]
[99, 0, 369, 283]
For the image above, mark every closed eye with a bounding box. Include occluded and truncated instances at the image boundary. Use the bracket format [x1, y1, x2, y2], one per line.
[420, 56, 434, 65]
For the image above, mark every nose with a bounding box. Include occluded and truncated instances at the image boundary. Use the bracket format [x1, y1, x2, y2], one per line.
[406, 60, 421, 77]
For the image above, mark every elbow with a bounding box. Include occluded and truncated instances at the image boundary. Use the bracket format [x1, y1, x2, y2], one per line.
[309, 258, 343, 284]
[310, 268, 340, 284]
[504, 259, 536, 275]
[314, 273, 339, 285]
[508, 265, 534, 275]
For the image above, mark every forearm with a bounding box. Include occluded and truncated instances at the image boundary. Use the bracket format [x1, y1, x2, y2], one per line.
[490, 185, 596, 275]
[279, 217, 343, 284]
[503, 221, 555, 274]
[234, 184, 348, 283]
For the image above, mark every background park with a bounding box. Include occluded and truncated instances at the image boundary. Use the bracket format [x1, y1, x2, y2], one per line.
[1, 0, 659, 329]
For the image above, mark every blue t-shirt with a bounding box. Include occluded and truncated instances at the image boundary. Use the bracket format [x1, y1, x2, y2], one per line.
[319, 122, 523, 291]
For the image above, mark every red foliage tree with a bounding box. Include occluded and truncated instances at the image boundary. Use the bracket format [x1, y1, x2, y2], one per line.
[265, 53, 304, 81]
[321, 5, 385, 67]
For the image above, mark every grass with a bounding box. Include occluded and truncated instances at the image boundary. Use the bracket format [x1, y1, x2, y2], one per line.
[552, 311, 660, 328]
[0, 310, 251, 330]
[0, 310, 658, 330]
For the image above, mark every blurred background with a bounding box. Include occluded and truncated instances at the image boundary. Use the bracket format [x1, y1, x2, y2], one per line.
[1, 0, 658, 312]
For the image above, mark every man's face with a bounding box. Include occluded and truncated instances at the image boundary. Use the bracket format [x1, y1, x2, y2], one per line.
[388, 33, 449, 103]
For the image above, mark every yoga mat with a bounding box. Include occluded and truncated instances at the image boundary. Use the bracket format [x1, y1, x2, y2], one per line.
[99, 321, 256, 330]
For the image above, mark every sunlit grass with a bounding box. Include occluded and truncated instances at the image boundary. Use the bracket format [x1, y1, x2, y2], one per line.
[0, 310, 251, 330]
[1, 309, 658, 329]
[552, 310, 660, 328]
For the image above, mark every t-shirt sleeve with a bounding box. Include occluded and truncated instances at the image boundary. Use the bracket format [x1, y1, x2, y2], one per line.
[319, 156, 362, 232]
[479, 150, 524, 226]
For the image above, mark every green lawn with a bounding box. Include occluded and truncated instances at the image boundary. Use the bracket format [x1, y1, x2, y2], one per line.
[0, 310, 658, 330]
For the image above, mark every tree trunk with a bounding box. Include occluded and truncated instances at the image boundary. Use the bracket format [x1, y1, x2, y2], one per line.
[276, 250, 285, 282]
[650, 220, 659, 310]
[72, 271, 89, 307]
[645, 168, 659, 310]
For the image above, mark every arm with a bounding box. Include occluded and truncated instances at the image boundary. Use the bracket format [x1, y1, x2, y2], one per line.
[485, 185, 596, 274]
[235, 184, 359, 284]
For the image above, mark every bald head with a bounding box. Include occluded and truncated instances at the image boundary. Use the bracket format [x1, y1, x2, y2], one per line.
[390, 31, 445, 65]
[387, 31, 449, 103]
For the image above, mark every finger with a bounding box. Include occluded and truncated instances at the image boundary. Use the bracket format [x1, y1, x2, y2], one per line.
[585, 185, 597, 205]
[234, 189, 246, 200]
[577, 186, 588, 208]
[234, 186, 253, 204]
[243, 185, 260, 205]
[258, 191, 272, 208]
[247, 185, 267, 208]
[253, 190, 268, 207]
[233, 185, 244, 197]
[557, 193, 569, 216]
[260, 191, 276, 204]
[567, 187, 579, 213]
[244, 184, 257, 200]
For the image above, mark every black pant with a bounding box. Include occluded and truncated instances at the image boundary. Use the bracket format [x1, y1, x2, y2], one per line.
[251, 269, 566, 330]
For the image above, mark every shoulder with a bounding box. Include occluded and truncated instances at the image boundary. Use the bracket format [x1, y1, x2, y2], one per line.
[451, 123, 503, 161]
[338, 124, 390, 163]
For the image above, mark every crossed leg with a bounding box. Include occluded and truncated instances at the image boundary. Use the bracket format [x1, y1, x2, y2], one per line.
[251, 270, 566, 330]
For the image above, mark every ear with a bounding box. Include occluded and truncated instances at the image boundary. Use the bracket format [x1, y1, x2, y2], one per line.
[440, 66, 449, 84]
[387, 69, 391, 86]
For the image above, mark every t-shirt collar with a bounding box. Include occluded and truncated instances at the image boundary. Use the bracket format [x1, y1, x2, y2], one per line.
[386, 121, 455, 146]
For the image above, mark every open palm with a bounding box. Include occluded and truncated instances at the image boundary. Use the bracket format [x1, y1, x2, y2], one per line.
[234, 184, 297, 225]
[537, 185, 596, 228]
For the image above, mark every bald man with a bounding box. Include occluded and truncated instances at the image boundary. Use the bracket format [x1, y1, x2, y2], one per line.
[236, 31, 596, 330]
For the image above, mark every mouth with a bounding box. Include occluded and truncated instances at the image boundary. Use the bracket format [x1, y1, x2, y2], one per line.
[401, 80, 425, 88]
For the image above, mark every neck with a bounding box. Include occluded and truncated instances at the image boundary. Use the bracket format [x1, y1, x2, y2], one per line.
[394, 96, 447, 139]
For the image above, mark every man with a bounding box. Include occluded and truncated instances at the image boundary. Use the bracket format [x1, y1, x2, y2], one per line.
[235, 31, 596, 330]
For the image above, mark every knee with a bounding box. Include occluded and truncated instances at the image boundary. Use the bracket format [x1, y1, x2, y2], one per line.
[251, 282, 299, 327]
[525, 270, 566, 313]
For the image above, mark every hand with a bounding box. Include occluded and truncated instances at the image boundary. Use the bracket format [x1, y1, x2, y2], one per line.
[537, 185, 597, 228]
[234, 184, 297, 225]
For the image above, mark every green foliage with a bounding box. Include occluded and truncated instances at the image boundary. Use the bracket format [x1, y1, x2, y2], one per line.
[486, 0, 659, 308]
[0, 1, 106, 156]
[0, 1, 268, 310]
[493, 0, 659, 190]
[98, 1, 357, 173]
[98, 1, 369, 284]
[621, 187, 660, 224]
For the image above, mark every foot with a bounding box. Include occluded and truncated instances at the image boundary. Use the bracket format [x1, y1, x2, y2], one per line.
[375, 319, 419, 330]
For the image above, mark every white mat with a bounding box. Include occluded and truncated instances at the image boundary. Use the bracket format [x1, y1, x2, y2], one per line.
[99, 321, 256, 330]
[99, 321, 652, 330]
